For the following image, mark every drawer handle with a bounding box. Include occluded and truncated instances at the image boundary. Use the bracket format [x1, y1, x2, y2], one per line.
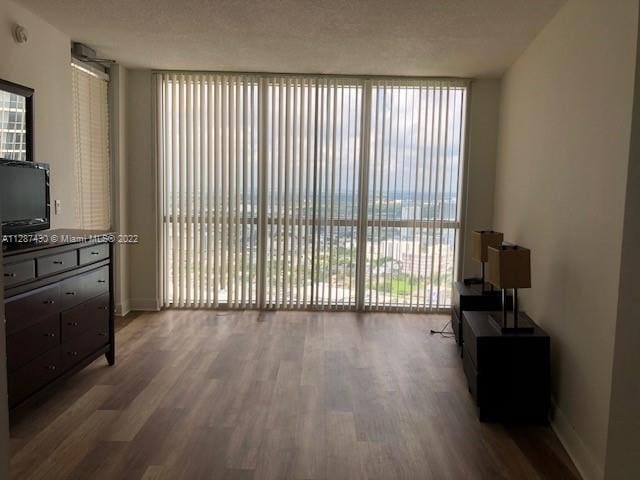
[98, 306, 109, 311]
[4, 273, 16, 278]
[45, 365, 57, 371]
[43, 332, 56, 338]
[67, 321, 79, 326]
[65, 291, 77, 296]
[91, 251, 101, 255]
[53, 261, 64, 265]
[68, 351, 79, 357]
[97, 280, 106, 284]
[43, 300, 55, 305]
[98, 332, 107, 337]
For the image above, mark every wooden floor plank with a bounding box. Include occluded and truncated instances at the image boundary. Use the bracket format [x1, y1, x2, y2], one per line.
[10, 310, 580, 480]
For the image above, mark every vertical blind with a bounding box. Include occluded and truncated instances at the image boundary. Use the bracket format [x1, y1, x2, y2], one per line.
[157, 73, 468, 311]
[365, 80, 467, 310]
[72, 63, 111, 229]
[157, 74, 259, 308]
[263, 78, 363, 309]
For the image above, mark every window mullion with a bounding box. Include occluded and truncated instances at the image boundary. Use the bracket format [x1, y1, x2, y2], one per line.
[257, 78, 268, 309]
[355, 80, 372, 311]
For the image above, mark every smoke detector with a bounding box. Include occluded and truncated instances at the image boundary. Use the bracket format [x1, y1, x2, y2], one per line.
[12, 24, 28, 44]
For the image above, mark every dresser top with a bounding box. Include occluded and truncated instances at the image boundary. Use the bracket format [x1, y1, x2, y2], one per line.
[455, 280, 505, 296]
[2, 229, 112, 257]
[463, 310, 549, 338]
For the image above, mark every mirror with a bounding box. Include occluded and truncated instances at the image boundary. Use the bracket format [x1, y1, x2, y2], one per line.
[0, 78, 34, 162]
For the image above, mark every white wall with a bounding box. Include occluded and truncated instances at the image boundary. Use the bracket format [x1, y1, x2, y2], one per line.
[462, 79, 500, 278]
[604, 10, 640, 477]
[126, 70, 158, 311]
[111, 64, 131, 315]
[493, 0, 639, 478]
[0, 0, 76, 228]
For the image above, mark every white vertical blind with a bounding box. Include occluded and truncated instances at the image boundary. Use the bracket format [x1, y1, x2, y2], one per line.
[158, 73, 467, 310]
[157, 74, 259, 307]
[263, 77, 363, 309]
[364, 80, 467, 310]
[72, 64, 111, 229]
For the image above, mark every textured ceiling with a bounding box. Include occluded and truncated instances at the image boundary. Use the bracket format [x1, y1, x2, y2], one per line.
[16, 0, 565, 78]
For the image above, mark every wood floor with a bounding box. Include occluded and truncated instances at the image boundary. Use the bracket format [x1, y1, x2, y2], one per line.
[9, 310, 580, 480]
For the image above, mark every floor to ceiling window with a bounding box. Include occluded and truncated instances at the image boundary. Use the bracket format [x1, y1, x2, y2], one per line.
[157, 73, 467, 311]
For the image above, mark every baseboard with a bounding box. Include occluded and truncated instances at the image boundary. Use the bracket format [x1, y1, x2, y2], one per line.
[129, 298, 161, 311]
[115, 300, 131, 317]
[550, 399, 604, 480]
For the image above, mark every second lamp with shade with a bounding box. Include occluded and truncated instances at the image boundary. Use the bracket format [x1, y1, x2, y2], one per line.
[471, 230, 504, 291]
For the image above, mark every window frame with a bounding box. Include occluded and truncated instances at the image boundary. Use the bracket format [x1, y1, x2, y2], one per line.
[156, 72, 471, 312]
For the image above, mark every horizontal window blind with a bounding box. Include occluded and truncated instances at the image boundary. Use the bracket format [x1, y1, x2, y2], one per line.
[72, 63, 111, 229]
[157, 73, 468, 311]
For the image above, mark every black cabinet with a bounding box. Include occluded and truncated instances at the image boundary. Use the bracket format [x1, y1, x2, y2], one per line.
[462, 310, 550, 422]
[3, 230, 115, 412]
[452, 281, 510, 347]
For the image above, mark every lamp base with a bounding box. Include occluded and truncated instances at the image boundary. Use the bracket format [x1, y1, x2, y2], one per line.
[489, 313, 535, 334]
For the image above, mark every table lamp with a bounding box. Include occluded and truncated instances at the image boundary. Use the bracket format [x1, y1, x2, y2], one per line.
[471, 230, 504, 291]
[487, 244, 533, 333]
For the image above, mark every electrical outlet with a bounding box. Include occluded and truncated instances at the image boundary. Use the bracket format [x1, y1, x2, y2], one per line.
[54, 200, 61, 215]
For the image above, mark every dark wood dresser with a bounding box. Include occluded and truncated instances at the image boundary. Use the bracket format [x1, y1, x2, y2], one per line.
[462, 310, 550, 422]
[2, 229, 115, 411]
[451, 281, 510, 347]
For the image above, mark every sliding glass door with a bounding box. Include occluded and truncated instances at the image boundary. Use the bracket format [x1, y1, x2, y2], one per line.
[157, 73, 467, 311]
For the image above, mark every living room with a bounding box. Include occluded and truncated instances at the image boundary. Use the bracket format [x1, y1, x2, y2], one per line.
[0, 1, 638, 479]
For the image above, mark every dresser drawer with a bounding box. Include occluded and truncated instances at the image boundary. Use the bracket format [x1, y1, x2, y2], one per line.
[8, 347, 62, 408]
[451, 309, 461, 345]
[7, 315, 60, 372]
[3, 260, 36, 287]
[5, 283, 61, 335]
[463, 347, 479, 403]
[61, 293, 110, 342]
[79, 243, 109, 266]
[37, 250, 78, 277]
[56, 265, 109, 312]
[57, 274, 85, 312]
[461, 315, 478, 366]
[60, 316, 109, 370]
[81, 266, 109, 300]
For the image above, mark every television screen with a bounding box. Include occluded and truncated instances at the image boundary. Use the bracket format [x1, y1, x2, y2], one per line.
[0, 161, 49, 234]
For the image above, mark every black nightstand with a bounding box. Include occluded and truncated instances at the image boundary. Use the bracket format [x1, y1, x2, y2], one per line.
[451, 281, 510, 347]
[462, 310, 550, 423]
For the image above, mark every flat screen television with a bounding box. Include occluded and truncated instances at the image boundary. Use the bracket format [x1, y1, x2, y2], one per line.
[0, 159, 50, 235]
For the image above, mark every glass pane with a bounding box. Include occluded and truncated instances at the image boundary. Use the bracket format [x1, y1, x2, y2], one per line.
[0, 91, 27, 161]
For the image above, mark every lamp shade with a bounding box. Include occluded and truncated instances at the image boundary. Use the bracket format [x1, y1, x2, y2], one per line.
[487, 245, 531, 289]
[472, 230, 504, 262]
